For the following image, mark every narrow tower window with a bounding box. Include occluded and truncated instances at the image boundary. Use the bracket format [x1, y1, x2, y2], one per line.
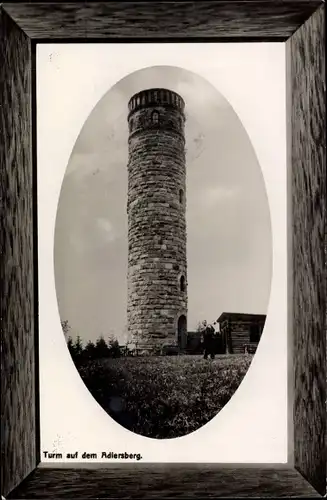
[180, 275, 186, 292]
[179, 189, 184, 204]
[152, 110, 159, 124]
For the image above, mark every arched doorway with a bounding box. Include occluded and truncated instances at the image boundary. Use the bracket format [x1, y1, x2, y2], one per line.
[177, 315, 187, 350]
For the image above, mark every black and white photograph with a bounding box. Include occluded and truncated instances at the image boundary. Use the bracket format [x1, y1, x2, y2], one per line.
[36, 43, 288, 464]
[54, 65, 272, 439]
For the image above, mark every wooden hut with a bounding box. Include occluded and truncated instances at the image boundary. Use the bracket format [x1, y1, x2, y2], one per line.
[217, 312, 266, 354]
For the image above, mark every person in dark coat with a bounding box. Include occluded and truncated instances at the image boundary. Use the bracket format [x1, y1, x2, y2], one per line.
[202, 322, 216, 360]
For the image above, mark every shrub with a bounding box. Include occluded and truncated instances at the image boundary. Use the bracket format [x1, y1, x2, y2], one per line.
[161, 344, 180, 356]
[77, 354, 252, 439]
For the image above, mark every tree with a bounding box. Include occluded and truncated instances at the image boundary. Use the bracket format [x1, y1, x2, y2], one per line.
[74, 336, 84, 358]
[122, 324, 130, 345]
[196, 320, 207, 332]
[61, 320, 71, 339]
[95, 335, 110, 359]
[108, 336, 120, 358]
[67, 336, 75, 357]
[83, 340, 96, 360]
[125, 339, 135, 357]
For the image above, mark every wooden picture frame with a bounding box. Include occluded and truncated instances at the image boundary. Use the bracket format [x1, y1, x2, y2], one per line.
[1, 1, 325, 497]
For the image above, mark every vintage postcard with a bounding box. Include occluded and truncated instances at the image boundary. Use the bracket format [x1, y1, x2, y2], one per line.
[1, 2, 325, 497]
[37, 42, 287, 464]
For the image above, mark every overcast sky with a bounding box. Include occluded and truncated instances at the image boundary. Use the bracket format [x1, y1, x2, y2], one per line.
[54, 65, 272, 344]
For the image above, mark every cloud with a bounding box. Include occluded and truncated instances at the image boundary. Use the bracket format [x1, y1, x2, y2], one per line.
[199, 186, 240, 210]
[54, 63, 271, 343]
[96, 218, 117, 242]
[68, 232, 85, 255]
[174, 75, 229, 111]
[65, 150, 126, 184]
[65, 153, 100, 179]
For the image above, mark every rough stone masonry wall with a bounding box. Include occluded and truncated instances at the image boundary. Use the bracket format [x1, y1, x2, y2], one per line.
[127, 94, 187, 349]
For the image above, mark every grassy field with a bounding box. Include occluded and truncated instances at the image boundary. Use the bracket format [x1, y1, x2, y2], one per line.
[78, 354, 253, 439]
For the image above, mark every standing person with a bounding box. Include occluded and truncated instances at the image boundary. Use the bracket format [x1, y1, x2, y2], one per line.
[201, 321, 208, 359]
[202, 321, 215, 360]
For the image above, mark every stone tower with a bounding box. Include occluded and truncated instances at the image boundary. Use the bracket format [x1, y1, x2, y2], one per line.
[127, 88, 187, 352]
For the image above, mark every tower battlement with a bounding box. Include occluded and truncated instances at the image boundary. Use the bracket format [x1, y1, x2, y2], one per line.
[128, 88, 185, 115]
[127, 88, 185, 141]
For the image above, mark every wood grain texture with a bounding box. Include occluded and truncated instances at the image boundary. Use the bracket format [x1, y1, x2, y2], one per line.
[1, 0, 326, 497]
[287, 4, 326, 495]
[2, 1, 322, 40]
[7, 464, 321, 498]
[0, 7, 37, 498]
